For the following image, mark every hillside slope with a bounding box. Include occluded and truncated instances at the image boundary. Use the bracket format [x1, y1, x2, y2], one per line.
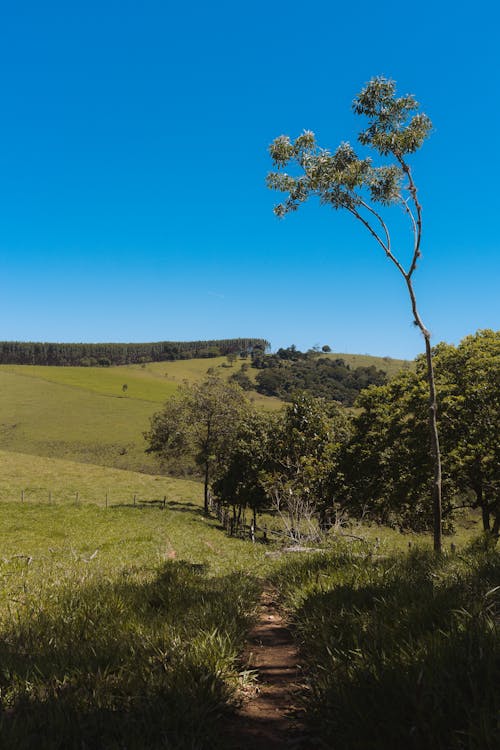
[0, 358, 281, 471]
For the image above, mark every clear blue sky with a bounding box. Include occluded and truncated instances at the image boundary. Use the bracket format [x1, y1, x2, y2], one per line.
[1, 0, 498, 358]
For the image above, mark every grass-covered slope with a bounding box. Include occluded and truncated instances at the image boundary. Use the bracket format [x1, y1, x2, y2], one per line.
[0, 449, 201, 505]
[0, 368, 159, 471]
[0, 358, 281, 472]
[328, 351, 413, 378]
[0, 353, 404, 474]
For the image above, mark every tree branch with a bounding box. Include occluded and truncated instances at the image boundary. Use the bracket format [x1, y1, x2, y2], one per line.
[351, 202, 407, 279]
[400, 195, 418, 258]
[397, 157, 422, 278]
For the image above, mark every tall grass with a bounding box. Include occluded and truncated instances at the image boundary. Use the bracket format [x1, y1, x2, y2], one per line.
[0, 500, 271, 749]
[273, 539, 500, 749]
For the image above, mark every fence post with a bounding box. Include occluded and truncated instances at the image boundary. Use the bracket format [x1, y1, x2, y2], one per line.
[163, 495, 166, 509]
[75, 491, 79, 505]
[105, 492, 108, 508]
[49, 490, 52, 504]
[21, 489, 24, 503]
[133, 494, 136, 506]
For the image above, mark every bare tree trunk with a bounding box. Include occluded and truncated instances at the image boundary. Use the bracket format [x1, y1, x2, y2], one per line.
[492, 509, 500, 540]
[204, 461, 209, 515]
[405, 277, 442, 552]
[476, 484, 491, 532]
[424, 335, 443, 553]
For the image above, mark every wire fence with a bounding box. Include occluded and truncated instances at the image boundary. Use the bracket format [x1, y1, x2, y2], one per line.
[3, 487, 273, 543]
[4, 489, 168, 510]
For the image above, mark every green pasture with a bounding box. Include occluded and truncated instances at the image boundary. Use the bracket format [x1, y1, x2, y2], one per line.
[273, 540, 500, 749]
[327, 351, 413, 377]
[0, 445, 493, 748]
[0, 369, 160, 471]
[0, 360, 281, 472]
[0, 451, 271, 748]
[0, 357, 281, 406]
[0, 449, 202, 506]
[0, 363, 179, 402]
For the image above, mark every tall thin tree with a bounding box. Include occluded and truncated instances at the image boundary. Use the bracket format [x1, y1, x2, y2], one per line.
[267, 76, 442, 551]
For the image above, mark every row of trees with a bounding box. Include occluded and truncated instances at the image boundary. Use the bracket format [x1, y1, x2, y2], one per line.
[0, 338, 269, 367]
[145, 330, 499, 540]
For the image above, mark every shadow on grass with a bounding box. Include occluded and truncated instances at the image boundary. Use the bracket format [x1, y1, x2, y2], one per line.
[109, 499, 206, 516]
[0, 560, 260, 750]
[276, 544, 500, 750]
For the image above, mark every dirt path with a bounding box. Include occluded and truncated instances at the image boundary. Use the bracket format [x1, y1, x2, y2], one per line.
[222, 584, 306, 749]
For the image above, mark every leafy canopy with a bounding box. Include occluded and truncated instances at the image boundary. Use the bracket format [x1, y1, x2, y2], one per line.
[267, 76, 432, 222]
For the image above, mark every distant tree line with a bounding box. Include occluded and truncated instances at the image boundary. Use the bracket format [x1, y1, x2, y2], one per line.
[0, 338, 270, 367]
[248, 345, 387, 406]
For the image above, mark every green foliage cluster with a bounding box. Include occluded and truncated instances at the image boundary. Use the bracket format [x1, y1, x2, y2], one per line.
[268, 76, 431, 219]
[340, 330, 500, 534]
[252, 346, 387, 405]
[273, 541, 500, 749]
[147, 330, 499, 539]
[213, 391, 351, 537]
[145, 375, 249, 512]
[0, 338, 269, 367]
[146, 379, 351, 536]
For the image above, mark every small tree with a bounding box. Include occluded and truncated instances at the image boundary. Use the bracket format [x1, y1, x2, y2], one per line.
[264, 392, 350, 541]
[268, 77, 443, 551]
[145, 375, 248, 513]
[212, 410, 274, 527]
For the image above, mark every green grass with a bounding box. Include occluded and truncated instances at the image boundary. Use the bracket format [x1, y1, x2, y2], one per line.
[0, 448, 495, 748]
[0, 360, 281, 472]
[0, 482, 274, 749]
[0, 363, 179, 402]
[1, 350, 496, 749]
[0, 449, 202, 506]
[0, 368, 160, 471]
[0, 357, 282, 407]
[272, 539, 500, 750]
[328, 351, 414, 378]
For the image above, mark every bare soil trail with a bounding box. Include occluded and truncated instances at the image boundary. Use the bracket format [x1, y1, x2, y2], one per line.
[222, 584, 309, 749]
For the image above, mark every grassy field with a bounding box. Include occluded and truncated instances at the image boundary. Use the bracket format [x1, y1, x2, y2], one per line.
[0, 359, 281, 472]
[0, 486, 273, 748]
[0, 449, 203, 506]
[0, 353, 406, 472]
[0, 368, 160, 471]
[328, 351, 414, 377]
[0, 447, 274, 748]
[0, 357, 282, 406]
[2, 350, 497, 748]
